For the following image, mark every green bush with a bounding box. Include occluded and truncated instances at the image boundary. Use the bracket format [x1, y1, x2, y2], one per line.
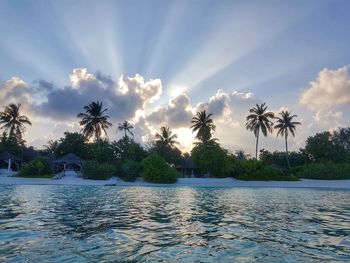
[227, 158, 297, 181]
[82, 160, 116, 180]
[141, 154, 179, 183]
[18, 157, 53, 178]
[191, 141, 229, 177]
[237, 166, 298, 181]
[121, 159, 140, 182]
[293, 162, 350, 180]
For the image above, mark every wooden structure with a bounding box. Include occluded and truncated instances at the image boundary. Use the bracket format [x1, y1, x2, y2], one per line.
[52, 153, 85, 174]
[176, 158, 202, 178]
[0, 151, 22, 172]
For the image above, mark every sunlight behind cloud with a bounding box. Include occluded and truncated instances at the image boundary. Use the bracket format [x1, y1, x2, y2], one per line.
[51, 1, 123, 77]
[168, 3, 310, 91]
[168, 85, 188, 98]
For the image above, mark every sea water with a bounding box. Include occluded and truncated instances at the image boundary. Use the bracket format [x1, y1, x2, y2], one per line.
[0, 185, 349, 262]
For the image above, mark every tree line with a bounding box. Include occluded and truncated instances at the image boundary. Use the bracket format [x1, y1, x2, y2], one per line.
[0, 101, 300, 163]
[1, 101, 349, 181]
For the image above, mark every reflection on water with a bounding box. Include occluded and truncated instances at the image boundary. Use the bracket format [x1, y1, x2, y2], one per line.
[0, 185, 349, 262]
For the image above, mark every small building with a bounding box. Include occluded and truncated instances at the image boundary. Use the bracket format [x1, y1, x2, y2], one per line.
[0, 151, 22, 174]
[176, 158, 202, 178]
[52, 153, 86, 175]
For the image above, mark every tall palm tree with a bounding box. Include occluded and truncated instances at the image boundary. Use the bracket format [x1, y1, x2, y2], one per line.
[117, 120, 134, 139]
[190, 110, 216, 143]
[245, 103, 274, 159]
[77, 101, 112, 141]
[155, 126, 179, 150]
[274, 110, 301, 169]
[0, 103, 32, 143]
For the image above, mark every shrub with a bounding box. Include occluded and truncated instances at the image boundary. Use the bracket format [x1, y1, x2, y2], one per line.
[121, 159, 140, 182]
[227, 158, 297, 181]
[82, 160, 116, 180]
[237, 166, 298, 181]
[141, 154, 179, 183]
[293, 162, 350, 180]
[18, 157, 53, 177]
[191, 141, 229, 177]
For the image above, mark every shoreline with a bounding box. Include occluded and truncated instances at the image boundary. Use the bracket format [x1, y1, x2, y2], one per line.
[0, 176, 350, 189]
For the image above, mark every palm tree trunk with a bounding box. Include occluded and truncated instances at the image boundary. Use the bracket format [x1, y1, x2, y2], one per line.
[285, 134, 290, 169]
[255, 129, 259, 159]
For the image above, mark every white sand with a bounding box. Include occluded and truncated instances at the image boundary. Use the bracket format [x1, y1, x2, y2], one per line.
[0, 176, 350, 189]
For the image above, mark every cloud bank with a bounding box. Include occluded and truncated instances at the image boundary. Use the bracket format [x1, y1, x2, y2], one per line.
[1, 66, 349, 154]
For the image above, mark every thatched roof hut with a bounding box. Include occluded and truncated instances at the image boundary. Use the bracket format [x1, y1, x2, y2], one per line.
[53, 153, 85, 172]
[0, 152, 23, 162]
[176, 158, 202, 177]
[0, 151, 22, 171]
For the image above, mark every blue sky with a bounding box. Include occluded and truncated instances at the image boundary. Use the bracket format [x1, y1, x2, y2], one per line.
[1, 0, 350, 153]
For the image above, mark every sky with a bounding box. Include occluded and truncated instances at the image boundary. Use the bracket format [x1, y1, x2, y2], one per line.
[0, 0, 350, 155]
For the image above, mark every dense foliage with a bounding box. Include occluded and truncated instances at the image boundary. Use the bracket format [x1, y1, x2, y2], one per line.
[191, 140, 228, 177]
[87, 140, 115, 163]
[141, 154, 179, 183]
[304, 128, 350, 163]
[259, 149, 309, 167]
[54, 132, 89, 159]
[237, 165, 298, 181]
[2, 98, 350, 182]
[112, 137, 148, 163]
[121, 159, 140, 182]
[82, 160, 116, 180]
[226, 157, 297, 181]
[0, 132, 24, 157]
[292, 162, 350, 180]
[18, 157, 53, 177]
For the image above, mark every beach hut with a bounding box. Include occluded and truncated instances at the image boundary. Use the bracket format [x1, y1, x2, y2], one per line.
[52, 153, 86, 175]
[0, 151, 22, 175]
[176, 158, 202, 178]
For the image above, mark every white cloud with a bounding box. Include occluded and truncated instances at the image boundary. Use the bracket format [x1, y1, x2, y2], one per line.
[70, 68, 97, 88]
[300, 66, 350, 111]
[0, 77, 32, 106]
[299, 66, 350, 136]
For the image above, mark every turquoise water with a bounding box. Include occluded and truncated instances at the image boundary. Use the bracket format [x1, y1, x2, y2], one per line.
[0, 186, 349, 262]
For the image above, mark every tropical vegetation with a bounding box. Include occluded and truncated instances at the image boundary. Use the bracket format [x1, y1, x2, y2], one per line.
[274, 110, 301, 168]
[77, 101, 112, 141]
[82, 160, 116, 180]
[117, 120, 134, 139]
[0, 103, 32, 145]
[0, 99, 348, 182]
[18, 157, 53, 178]
[245, 103, 274, 159]
[141, 154, 179, 183]
[191, 110, 216, 143]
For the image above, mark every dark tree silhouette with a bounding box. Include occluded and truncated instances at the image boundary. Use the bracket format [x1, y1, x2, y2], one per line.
[274, 110, 301, 168]
[0, 103, 32, 144]
[77, 101, 112, 141]
[246, 103, 274, 159]
[190, 110, 216, 143]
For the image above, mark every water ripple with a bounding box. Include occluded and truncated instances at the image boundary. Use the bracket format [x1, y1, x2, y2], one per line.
[0, 185, 349, 262]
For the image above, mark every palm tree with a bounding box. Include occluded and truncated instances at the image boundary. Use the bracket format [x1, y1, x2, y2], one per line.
[117, 120, 134, 139]
[77, 101, 112, 141]
[44, 139, 59, 154]
[190, 110, 216, 143]
[235, 149, 250, 160]
[274, 110, 301, 169]
[245, 103, 274, 159]
[0, 103, 32, 143]
[155, 126, 179, 149]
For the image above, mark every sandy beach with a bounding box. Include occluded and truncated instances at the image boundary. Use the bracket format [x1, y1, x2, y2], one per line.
[0, 176, 350, 189]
